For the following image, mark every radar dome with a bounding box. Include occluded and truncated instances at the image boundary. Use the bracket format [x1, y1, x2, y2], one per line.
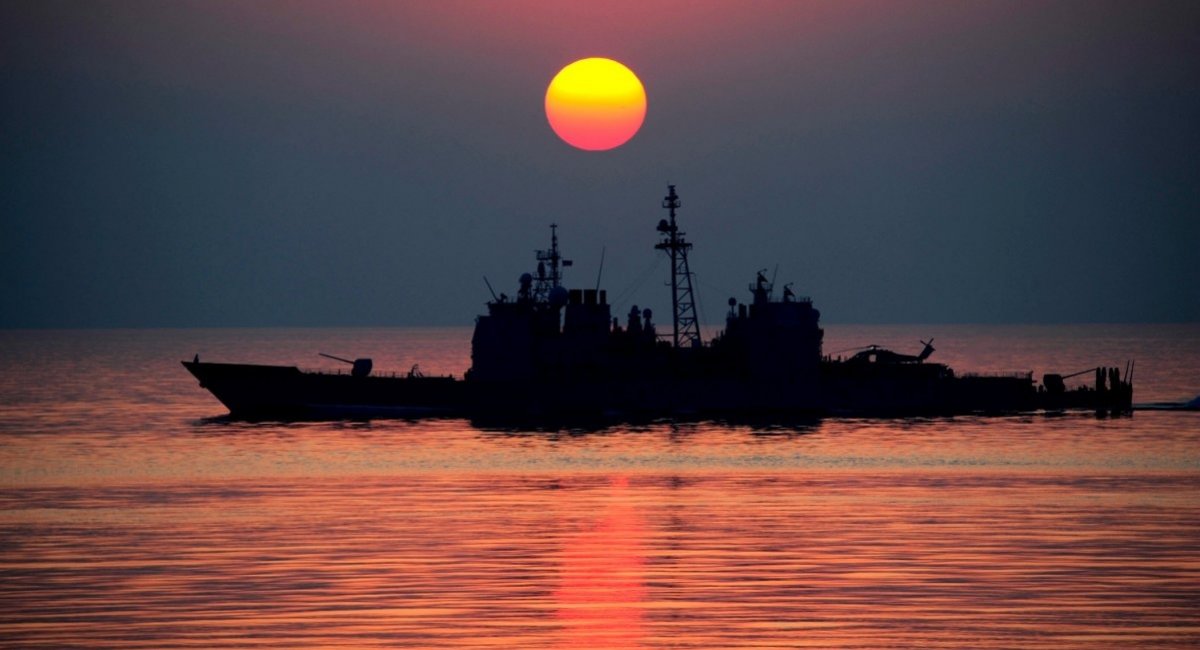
[549, 285, 569, 307]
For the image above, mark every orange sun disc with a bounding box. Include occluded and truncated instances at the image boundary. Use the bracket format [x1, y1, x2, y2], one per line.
[545, 57, 647, 151]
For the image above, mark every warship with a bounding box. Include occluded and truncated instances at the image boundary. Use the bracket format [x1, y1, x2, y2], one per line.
[183, 185, 1134, 420]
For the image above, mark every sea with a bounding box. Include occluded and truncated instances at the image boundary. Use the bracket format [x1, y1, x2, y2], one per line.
[1, 324, 1198, 649]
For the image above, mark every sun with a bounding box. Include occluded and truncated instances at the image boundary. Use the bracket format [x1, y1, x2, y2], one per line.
[545, 57, 646, 151]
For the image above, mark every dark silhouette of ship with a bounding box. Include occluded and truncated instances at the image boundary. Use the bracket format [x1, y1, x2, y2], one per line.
[183, 185, 1133, 420]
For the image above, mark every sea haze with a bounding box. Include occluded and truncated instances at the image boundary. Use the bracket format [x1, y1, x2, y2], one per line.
[1, 324, 1198, 648]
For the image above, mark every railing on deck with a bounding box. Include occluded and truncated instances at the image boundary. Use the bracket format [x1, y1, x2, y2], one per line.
[300, 367, 455, 379]
[960, 371, 1034, 380]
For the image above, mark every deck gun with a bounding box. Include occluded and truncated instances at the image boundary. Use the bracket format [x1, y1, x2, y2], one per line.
[1041, 367, 1097, 394]
[319, 353, 373, 378]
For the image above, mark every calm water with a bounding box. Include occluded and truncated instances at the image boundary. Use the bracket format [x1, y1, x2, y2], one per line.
[1, 324, 1198, 648]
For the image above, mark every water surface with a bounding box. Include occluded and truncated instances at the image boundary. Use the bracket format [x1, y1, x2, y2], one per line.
[1, 325, 1198, 648]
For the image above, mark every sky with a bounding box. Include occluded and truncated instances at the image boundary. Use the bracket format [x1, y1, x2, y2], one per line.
[2, 0, 1198, 328]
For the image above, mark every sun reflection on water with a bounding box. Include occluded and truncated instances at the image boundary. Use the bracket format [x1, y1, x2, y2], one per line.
[556, 475, 646, 649]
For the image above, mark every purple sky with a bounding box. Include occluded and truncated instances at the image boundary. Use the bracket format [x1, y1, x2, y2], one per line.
[2, 1, 1197, 326]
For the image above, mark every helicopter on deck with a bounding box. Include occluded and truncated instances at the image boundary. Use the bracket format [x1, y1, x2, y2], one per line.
[844, 339, 936, 365]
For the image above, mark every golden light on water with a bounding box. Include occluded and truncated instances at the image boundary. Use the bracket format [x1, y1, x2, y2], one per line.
[556, 476, 645, 649]
[545, 57, 646, 151]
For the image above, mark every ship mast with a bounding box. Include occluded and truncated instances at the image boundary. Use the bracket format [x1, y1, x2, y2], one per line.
[655, 185, 702, 348]
[533, 223, 571, 303]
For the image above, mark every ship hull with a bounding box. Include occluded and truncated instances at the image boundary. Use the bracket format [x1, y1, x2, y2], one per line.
[182, 361, 464, 419]
[184, 361, 1130, 421]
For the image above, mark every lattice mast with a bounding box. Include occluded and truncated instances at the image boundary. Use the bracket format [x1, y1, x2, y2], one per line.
[655, 185, 702, 348]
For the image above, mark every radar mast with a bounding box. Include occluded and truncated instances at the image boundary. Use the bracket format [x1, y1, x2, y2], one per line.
[655, 185, 702, 348]
[533, 223, 571, 303]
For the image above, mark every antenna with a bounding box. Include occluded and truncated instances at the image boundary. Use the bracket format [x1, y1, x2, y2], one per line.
[654, 184, 702, 348]
[595, 246, 606, 291]
[483, 276, 499, 302]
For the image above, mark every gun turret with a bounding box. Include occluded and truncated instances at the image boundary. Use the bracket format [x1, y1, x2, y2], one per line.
[319, 352, 373, 378]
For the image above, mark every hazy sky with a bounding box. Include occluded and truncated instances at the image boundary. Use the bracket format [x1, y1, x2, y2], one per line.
[3, 0, 1197, 327]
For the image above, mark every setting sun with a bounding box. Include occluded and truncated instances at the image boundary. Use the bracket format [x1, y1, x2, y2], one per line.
[545, 57, 646, 151]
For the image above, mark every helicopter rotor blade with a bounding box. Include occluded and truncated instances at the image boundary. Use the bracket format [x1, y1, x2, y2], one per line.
[833, 345, 869, 354]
